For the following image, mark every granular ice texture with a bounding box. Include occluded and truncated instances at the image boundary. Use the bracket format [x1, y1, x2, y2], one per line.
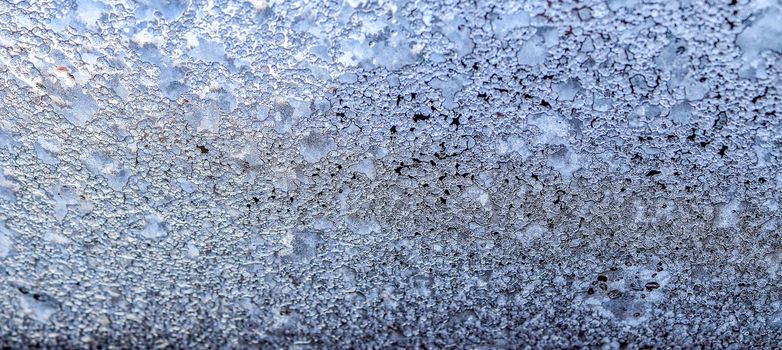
[0, 0, 781, 348]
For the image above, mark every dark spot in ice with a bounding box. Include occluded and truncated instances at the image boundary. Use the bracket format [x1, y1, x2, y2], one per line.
[751, 88, 767, 104]
[413, 113, 430, 122]
[645, 282, 660, 291]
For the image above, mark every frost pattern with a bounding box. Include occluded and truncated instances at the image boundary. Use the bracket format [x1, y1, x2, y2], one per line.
[0, 0, 780, 347]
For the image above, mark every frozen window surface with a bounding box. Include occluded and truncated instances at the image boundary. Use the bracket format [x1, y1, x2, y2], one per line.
[0, 0, 781, 347]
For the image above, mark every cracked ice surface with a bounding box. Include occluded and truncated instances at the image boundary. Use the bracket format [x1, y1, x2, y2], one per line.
[0, 0, 781, 347]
